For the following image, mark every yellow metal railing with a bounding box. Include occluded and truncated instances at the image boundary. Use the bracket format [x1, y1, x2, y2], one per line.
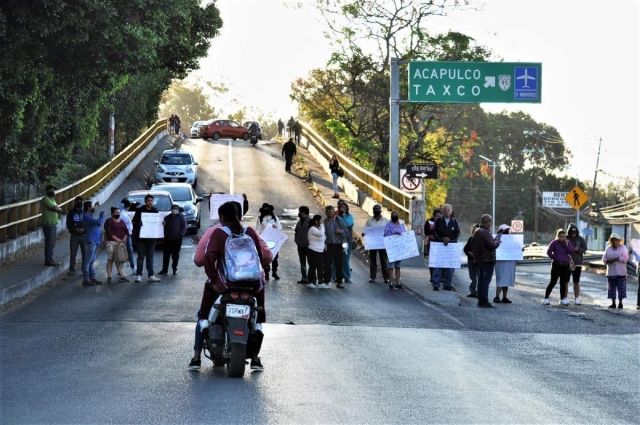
[0, 119, 168, 243]
[300, 121, 412, 222]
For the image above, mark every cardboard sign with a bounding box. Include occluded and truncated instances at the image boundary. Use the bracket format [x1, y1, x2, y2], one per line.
[496, 234, 524, 261]
[428, 242, 464, 268]
[363, 226, 386, 250]
[139, 212, 170, 239]
[260, 226, 288, 258]
[384, 230, 420, 263]
[210, 194, 244, 220]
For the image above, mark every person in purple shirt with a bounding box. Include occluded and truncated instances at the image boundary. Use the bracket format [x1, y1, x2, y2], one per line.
[543, 229, 574, 306]
[383, 210, 407, 291]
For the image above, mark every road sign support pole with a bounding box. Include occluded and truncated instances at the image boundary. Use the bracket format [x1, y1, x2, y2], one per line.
[389, 57, 400, 188]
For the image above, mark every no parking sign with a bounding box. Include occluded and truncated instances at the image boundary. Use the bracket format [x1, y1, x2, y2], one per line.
[511, 220, 524, 233]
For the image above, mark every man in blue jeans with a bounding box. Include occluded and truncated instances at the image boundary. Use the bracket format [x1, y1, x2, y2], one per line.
[471, 214, 501, 308]
[81, 200, 106, 286]
[132, 194, 161, 283]
[431, 204, 460, 291]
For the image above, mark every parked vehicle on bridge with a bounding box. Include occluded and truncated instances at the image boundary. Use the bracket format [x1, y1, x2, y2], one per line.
[523, 242, 549, 259]
[200, 288, 262, 377]
[126, 189, 175, 246]
[150, 183, 203, 234]
[154, 149, 199, 187]
[242, 121, 263, 140]
[198, 119, 250, 141]
[190, 121, 208, 138]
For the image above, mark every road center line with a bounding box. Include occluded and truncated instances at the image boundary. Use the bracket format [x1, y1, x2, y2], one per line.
[228, 139, 234, 194]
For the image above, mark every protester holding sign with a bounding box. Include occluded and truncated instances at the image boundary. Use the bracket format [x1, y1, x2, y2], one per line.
[307, 215, 326, 289]
[383, 211, 407, 291]
[431, 204, 460, 291]
[494, 224, 517, 304]
[363, 204, 390, 284]
[132, 194, 161, 283]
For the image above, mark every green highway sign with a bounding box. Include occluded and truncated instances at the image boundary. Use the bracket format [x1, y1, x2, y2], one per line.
[408, 61, 542, 103]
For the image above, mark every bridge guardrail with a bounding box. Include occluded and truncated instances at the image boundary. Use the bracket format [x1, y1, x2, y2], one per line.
[0, 119, 168, 243]
[300, 122, 412, 222]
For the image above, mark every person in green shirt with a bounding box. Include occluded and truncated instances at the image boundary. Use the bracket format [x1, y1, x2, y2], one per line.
[41, 185, 63, 266]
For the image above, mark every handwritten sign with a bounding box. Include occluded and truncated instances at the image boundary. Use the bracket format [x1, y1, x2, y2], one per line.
[496, 234, 524, 261]
[428, 242, 464, 268]
[384, 230, 420, 263]
[260, 226, 289, 258]
[363, 226, 386, 250]
[139, 212, 170, 239]
[210, 194, 244, 220]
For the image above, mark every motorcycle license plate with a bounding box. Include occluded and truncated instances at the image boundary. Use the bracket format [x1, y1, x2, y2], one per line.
[226, 304, 250, 319]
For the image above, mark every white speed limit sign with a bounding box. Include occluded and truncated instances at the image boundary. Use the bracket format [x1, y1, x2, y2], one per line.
[511, 220, 524, 233]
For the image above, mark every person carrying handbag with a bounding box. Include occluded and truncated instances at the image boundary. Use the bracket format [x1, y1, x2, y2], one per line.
[105, 206, 130, 283]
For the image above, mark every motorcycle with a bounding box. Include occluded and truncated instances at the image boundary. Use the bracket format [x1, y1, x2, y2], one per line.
[199, 287, 263, 377]
[249, 131, 258, 146]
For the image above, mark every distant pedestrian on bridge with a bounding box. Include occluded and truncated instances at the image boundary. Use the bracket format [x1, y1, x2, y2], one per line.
[277, 119, 284, 137]
[287, 116, 295, 137]
[282, 138, 297, 172]
[329, 155, 341, 199]
[293, 120, 302, 144]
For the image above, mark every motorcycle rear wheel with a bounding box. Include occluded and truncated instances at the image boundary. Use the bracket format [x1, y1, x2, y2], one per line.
[226, 343, 246, 377]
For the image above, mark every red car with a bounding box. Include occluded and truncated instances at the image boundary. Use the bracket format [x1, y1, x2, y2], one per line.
[198, 119, 250, 141]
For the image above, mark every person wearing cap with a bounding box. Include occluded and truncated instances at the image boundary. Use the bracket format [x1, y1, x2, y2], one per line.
[40, 185, 64, 266]
[81, 200, 106, 286]
[463, 223, 480, 297]
[256, 203, 282, 280]
[544, 229, 574, 306]
[566, 223, 587, 305]
[431, 204, 460, 291]
[363, 204, 390, 283]
[66, 196, 86, 275]
[323, 204, 346, 288]
[384, 210, 407, 291]
[494, 224, 517, 304]
[471, 214, 501, 308]
[602, 233, 629, 309]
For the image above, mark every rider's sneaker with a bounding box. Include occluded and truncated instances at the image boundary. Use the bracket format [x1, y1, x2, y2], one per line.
[250, 358, 264, 371]
[188, 358, 201, 371]
[148, 275, 161, 282]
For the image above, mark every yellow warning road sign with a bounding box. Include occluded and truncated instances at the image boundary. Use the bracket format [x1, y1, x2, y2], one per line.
[565, 186, 589, 211]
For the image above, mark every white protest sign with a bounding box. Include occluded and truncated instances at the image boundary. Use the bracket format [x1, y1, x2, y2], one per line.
[384, 230, 420, 263]
[260, 226, 289, 258]
[428, 242, 464, 268]
[139, 212, 170, 239]
[363, 226, 386, 250]
[210, 194, 244, 220]
[496, 234, 524, 261]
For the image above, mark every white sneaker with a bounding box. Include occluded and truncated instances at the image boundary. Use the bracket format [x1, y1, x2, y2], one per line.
[574, 298, 582, 305]
[307, 282, 317, 289]
[318, 283, 330, 289]
[135, 275, 142, 282]
[542, 298, 550, 305]
[560, 298, 570, 306]
[148, 275, 161, 282]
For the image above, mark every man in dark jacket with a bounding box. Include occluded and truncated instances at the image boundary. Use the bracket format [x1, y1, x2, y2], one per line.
[294, 206, 311, 283]
[66, 196, 85, 276]
[159, 204, 187, 275]
[282, 138, 297, 172]
[471, 214, 501, 308]
[132, 194, 161, 282]
[463, 223, 480, 298]
[432, 204, 461, 291]
[566, 223, 587, 305]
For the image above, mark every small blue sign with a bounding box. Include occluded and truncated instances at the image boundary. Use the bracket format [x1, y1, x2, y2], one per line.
[582, 228, 594, 236]
[514, 66, 539, 100]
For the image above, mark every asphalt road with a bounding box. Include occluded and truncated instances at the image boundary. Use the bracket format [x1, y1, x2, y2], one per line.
[1, 136, 639, 424]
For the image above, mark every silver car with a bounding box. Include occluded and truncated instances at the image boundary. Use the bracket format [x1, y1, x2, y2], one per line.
[150, 183, 203, 234]
[154, 149, 199, 187]
[191, 121, 207, 138]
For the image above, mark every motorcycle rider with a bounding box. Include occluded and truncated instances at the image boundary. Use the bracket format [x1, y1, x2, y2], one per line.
[189, 202, 272, 371]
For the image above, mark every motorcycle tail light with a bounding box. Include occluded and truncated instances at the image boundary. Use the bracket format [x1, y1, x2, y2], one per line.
[230, 292, 239, 299]
[233, 330, 244, 336]
[240, 292, 249, 300]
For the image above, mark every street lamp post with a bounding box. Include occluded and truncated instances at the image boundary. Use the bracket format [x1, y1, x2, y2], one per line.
[479, 155, 496, 234]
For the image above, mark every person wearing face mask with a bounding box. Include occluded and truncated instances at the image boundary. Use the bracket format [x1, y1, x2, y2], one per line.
[336, 201, 354, 283]
[132, 195, 161, 283]
[323, 205, 346, 288]
[363, 204, 390, 284]
[431, 204, 460, 291]
[294, 206, 311, 283]
[41, 184, 64, 266]
[383, 211, 407, 291]
[104, 207, 130, 283]
[159, 204, 187, 275]
[119, 199, 136, 272]
[81, 200, 106, 286]
[66, 196, 86, 275]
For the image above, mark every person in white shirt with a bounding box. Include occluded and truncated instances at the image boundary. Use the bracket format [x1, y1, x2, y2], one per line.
[362, 204, 390, 283]
[119, 199, 136, 272]
[307, 215, 327, 288]
[255, 203, 282, 280]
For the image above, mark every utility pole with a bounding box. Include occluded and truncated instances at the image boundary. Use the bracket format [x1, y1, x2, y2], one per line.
[534, 169, 539, 242]
[389, 57, 400, 187]
[585, 137, 602, 245]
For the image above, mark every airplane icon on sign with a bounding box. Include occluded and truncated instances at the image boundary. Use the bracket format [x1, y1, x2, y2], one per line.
[516, 68, 536, 88]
